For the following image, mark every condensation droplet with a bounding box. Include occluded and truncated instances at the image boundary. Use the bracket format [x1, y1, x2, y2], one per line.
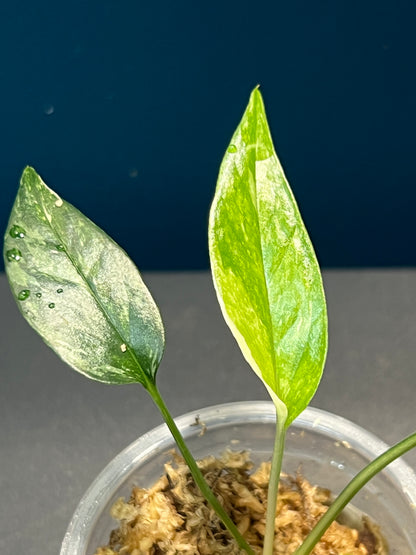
[227, 144, 237, 153]
[6, 248, 22, 262]
[9, 225, 26, 238]
[18, 289, 30, 301]
[48, 303, 55, 309]
[36, 292, 42, 298]
[330, 460, 345, 470]
[44, 104, 55, 115]
[57, 288, 63, 294]
[55, 244, 65, 251]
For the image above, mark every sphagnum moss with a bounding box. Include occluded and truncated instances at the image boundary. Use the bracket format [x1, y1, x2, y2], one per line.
[93, 451, 385, 555]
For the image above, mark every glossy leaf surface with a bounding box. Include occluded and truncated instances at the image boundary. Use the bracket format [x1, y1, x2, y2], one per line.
[4, 167, 164, 386]
[209, 89, 327, 425]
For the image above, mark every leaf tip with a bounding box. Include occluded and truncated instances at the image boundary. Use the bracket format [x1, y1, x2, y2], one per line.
[20, 166, 42, 191]
[250, 83, 263, 96]
[21, 165, 37, 179]
[250, 86, 265, 109]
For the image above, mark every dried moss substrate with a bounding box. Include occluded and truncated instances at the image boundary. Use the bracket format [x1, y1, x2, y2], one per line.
[94, 451, 387, 555]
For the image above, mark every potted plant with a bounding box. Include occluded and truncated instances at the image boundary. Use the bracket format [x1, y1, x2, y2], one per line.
[3, 88, 416, 554]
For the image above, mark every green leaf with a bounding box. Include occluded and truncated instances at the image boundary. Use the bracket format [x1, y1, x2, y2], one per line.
[3, 167, 164, 386]
[209, 88, 327, 425]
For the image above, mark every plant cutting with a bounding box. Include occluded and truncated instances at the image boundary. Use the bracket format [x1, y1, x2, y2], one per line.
[3, 88, 416, 554]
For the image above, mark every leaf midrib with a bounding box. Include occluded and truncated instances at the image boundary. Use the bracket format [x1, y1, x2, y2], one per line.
[250, 98, 279, 394]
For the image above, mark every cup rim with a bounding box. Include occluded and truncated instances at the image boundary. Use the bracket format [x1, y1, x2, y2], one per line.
[60, 401, 416, 554]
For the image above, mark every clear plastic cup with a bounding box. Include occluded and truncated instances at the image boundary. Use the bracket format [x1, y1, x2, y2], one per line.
[60, 402, 416, 554]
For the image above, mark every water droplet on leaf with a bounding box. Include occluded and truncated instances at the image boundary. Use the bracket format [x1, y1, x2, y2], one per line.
[227, 144, 237, 153]
[57, 288, 63, 294]
[55, 244, 65, 251]
[9, 225, 26, 238]
[48, 303, 55, 309]
[18, 289, 30, 301]
[36, 292, 42, 298]
[6, 248, 22, 262]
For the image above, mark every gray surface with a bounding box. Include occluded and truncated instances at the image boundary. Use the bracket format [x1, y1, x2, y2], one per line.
[1, 269, 416, 555]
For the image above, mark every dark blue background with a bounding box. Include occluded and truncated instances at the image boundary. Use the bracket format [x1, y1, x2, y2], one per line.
[1, 1, 415, 271]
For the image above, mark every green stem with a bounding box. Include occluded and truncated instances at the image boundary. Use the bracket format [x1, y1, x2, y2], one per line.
[263, 403, 287, 555]
[146, 381, 255, 555]
[294, 430, 416, 555]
